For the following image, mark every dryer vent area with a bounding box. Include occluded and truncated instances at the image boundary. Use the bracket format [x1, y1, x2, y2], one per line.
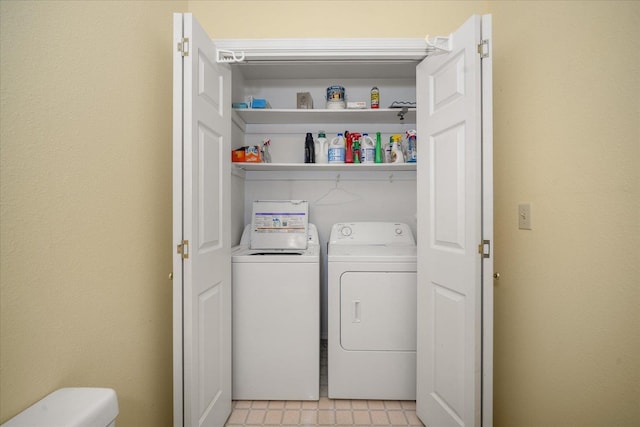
[225, 340, 423, 427]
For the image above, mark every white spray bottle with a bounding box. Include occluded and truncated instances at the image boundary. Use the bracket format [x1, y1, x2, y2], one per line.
[391, 134, 405, 163]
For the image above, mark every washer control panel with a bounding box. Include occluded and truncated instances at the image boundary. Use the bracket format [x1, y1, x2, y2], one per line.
[329, 222, 415, 245]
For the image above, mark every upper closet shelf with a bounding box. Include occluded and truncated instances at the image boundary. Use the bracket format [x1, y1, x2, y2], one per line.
[215, 37, 449, 63]
[233, 108, 416, 125]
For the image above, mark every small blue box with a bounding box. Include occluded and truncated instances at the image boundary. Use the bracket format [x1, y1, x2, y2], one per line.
[250, 98, 269, 109]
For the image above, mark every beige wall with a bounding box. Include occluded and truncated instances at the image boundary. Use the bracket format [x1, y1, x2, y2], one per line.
[1, 1, 638, 427]
[0, 0, 186, 425]
[189, 0, 487, 38]
[490, 2, 639, 426]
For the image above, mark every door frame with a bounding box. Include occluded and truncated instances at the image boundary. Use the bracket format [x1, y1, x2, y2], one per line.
[173, 19, 493, 426]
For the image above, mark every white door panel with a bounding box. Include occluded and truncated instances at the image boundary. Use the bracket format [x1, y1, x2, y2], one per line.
[416, 14, 492, 427]
[431, 122, 467, 252]
[174, 12, 232, 427]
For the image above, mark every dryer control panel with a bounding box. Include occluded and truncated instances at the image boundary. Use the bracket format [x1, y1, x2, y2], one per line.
[329, 222, 415, 245]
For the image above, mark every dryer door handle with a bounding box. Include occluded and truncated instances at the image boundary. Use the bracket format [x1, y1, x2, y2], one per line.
[352, 300, 361, 323]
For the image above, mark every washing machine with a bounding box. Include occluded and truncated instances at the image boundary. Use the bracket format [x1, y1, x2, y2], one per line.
[232, 200, 320, 400]
[328, 222, 417, 400]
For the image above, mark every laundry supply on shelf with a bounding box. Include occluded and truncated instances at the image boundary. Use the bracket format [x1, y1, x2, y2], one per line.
[261, 139, 272, 163]
[304, 133, 316, 163]
[345, 132, 354, 164]
[347, 101, 367, 109]
[297, 92, 313, 109]
[370, 86, 380, 109]
[375, 132, 383, 163]
[326, 85, 346, 109]
[328, 133, 346, 163]
[361, 133, 376, 164]
[390, 134, 405, 163]
[250, 98, 270, 109]
[352, 133, 361, 164]
[406, 130, 417, 163]
[232, 146, 262, 163]
[315, 131, 328, 163]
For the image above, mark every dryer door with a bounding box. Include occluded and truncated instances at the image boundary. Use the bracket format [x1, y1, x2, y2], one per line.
[340, 271, 417, 351]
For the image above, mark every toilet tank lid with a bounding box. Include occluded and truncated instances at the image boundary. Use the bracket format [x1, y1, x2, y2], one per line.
[2, 388, 118, 427]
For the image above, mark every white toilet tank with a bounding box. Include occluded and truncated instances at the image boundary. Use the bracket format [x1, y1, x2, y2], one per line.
[1, 388, 118, 427]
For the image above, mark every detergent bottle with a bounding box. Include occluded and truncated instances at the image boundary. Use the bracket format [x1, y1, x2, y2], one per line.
[374, 132, 383, 163]
[328, 133, 345, 163]
[391, 134, 405, 163]
[304, 132, 315, 163]
[361, 133, 376, 164]
[315, 131, 328, 163]
[345, 132, 354, 163]
[352, 133, 361, 164]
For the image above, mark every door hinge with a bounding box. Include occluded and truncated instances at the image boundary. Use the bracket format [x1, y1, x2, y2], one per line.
[177, 240, 189, 259]
[478, 240, 491, 258]
[478, 39, 489, 59]
[177, 37, 189, 57]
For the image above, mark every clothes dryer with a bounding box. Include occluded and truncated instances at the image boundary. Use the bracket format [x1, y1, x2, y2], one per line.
[328, 222, 417, 400]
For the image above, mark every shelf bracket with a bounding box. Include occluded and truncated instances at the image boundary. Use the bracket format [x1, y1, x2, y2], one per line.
[217, 49, 245, 63]
[424, 35, 452, 55]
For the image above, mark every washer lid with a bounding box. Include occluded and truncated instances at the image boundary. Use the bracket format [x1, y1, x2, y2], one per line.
[250, 200, 309, 250]
[232, 243, 320, 263]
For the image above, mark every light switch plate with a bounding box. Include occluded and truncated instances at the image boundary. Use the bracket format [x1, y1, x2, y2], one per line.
[518, 203, 532, 230]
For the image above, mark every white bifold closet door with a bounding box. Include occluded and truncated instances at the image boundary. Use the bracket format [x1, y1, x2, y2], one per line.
[416, 14, 493, 427]
[173, 13, 233, 427]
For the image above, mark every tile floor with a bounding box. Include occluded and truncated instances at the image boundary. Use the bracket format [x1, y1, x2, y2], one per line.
[224, 341, 424, 427]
